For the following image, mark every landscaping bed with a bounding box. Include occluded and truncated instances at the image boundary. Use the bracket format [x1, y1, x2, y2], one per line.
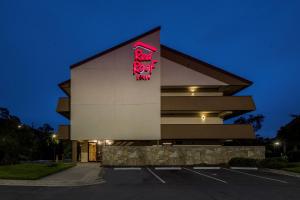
[0, 162, 76, 180]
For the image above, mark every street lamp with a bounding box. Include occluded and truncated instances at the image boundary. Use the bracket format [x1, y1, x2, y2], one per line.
[273, 140, 282, 156]
[273, 141, 281, 146]
[52, 134, 57, 161]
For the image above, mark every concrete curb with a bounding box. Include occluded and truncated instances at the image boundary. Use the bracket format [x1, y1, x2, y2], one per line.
[261, 168, 300, 178]
[0, 179, 105, 187]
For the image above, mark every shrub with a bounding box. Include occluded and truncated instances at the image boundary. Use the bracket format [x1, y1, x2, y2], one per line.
[193, 163, 227, 167]
[228, 157, 258, 167]
[287, 151, 300, 162]
[259, 157, 289, 169]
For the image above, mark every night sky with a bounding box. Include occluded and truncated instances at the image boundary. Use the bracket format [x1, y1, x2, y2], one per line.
[0, 0, 299, 137]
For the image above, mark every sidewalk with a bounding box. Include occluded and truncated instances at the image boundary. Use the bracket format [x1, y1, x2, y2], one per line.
[0, 163, 104, 187]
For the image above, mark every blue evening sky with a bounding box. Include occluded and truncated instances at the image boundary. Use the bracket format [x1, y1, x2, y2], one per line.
[0, 0, 299, 137]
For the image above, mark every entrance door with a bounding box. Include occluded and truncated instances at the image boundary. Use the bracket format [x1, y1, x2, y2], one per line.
[88, 143, 97, 162]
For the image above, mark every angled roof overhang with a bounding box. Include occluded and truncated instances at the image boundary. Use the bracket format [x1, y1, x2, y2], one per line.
[160, 45, 253, 95]
[70, 26, 161, 69]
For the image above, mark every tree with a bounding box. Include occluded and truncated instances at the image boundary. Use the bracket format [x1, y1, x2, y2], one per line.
[290, 114, 300, 118]
[277, 115, 300, 153]
[0, 107, 10, 120]
[38, 123, 54, 133]
[234, 114, 265, 132]
[32, 124, 56, 160]
[0, 107, 57, 164]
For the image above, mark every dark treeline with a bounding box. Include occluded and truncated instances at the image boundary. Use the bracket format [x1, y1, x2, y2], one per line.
[0, 107, 70, 165]
[234, 114, 300, 160]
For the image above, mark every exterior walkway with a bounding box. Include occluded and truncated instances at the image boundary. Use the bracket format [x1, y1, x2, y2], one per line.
[0, 163, 104, 187]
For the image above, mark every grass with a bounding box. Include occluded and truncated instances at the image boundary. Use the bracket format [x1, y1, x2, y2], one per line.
[0, 163, 76, 180]
[284, 167, 300, 173]
[283, 162, 300, 174]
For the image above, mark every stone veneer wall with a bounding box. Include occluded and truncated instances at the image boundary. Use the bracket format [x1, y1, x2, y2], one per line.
[102, 145, 265, 166]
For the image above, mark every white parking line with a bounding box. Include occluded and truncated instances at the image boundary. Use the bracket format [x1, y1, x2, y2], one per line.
[155, 167, 182, 170]
[146, 167, 166, 184]
[183, 168, 227, 184]
[193, 167, 221, 170]
[113, 167, 141, 170]
[230, 167, 258, 170]
[223, 168, 288, 184]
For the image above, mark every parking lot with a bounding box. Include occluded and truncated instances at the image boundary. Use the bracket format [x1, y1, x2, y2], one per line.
[103, 167, 299, 186]
[99, 167, 300, 200]
[1, 167, 300, 200]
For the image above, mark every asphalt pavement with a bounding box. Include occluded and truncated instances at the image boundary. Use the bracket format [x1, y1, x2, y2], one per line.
[0, 167, 300, 200]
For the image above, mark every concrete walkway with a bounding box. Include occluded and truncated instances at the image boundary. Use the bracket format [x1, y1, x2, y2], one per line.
[0, 163, 104, 187]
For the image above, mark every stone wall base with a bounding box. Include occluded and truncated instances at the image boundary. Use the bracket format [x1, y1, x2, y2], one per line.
[102, 145, 265, 166]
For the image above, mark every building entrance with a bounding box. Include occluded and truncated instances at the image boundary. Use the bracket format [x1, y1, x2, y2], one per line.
[88, 142, 97, 162]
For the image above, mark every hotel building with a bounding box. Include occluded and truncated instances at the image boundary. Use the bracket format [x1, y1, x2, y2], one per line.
[56, 27, 264, 165]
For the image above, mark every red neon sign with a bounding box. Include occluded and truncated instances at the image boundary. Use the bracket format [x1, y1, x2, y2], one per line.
[132, 41, 158, 80]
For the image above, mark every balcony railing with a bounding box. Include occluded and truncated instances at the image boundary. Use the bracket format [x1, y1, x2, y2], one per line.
[57, 125, 70, 140]
[59, 80, 70, 96]
[161, 96, 255, 111]
[161, 124, 255, 139]
[56, 97, 70, 118]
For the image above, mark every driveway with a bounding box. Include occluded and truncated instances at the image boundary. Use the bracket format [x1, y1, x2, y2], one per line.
[0, 167, 300, 200]
[0, 163, 103, 187]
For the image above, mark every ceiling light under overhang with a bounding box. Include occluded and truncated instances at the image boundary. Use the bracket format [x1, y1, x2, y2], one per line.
[188, 86, 198, 93]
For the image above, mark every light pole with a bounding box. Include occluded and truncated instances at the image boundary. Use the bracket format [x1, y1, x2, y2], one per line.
[273, 141, 281, 156]
[52, 134, 57, 161]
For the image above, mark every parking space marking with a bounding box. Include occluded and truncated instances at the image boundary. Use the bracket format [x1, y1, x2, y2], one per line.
[193, 167, 221, 170]
[155, 167, 182, 170]
[183, 168, 227, 184]
[146, 167, 166, 184]
[223, 168, 288, 184]
[230, 167, 258, 170]
[113, 167, 141, 170]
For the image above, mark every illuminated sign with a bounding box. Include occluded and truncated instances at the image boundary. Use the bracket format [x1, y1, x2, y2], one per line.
[132, 41, 158, 80]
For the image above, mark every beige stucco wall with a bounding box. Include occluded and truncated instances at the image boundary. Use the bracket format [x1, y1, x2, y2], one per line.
[161, 57, 228, 86]
[71, 30, 161, 140]
[102, 146, 265, 166]
[161, 117, 223, 124]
